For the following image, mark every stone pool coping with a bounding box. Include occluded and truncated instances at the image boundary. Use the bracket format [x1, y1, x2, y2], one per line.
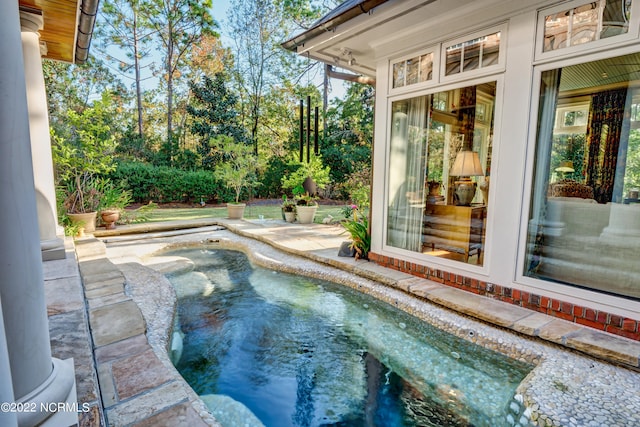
[81, 220, 640, 427]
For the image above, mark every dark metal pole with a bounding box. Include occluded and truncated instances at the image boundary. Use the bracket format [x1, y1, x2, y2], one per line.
[314, 106, 319, 155]
[306, 96, 311, 163]
[299, 100, 304, 162]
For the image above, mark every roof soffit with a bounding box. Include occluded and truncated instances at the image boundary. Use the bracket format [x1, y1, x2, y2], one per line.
[19, 0, 80, 63]
[294, 0, 562, 76]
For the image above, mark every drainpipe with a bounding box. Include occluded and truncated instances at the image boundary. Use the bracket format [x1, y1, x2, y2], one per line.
[75, 0, 101, 63]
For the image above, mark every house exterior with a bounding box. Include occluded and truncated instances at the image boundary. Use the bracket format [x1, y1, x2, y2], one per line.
[1, 1, 97, 425]
[284, 0, 640, 341]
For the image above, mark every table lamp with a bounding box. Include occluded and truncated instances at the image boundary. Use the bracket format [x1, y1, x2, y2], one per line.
[450, 150, 484, 206]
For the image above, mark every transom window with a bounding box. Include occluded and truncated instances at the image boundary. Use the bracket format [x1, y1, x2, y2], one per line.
[543, 0, 632, 52]
[445, 32, 501, 76]
[392, 52, 434, 89]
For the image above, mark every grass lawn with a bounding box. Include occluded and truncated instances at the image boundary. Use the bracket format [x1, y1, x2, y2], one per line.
[146, 202, 352, 224]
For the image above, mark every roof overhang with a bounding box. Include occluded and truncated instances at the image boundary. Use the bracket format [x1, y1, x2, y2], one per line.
[283, 0, 559, 79]
[18, 0, 99, 64]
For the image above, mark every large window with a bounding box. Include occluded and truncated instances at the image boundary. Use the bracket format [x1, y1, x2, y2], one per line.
[525, 52, 640, 299]
[386, 82, 495, 265]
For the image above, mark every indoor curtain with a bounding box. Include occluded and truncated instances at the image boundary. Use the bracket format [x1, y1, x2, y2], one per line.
[387, 96, 429, 252]
[526, 68, 561, 275]
[585, 88, 628, 203]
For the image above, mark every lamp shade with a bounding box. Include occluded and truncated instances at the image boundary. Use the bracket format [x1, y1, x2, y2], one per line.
[555, 161, 574, 173]
[450, 151, 484, 177]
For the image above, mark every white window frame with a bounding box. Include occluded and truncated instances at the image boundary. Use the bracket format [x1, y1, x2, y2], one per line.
[535, 0, 640, 62]
[516, 46, 640, 317]
[388, 46, 440, 95]
[381, 74, 503, 277]
[440, 24, 507, 84]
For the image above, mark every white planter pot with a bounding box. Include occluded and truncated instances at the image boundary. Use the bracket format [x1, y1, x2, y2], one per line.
[296, 205, 317, 224]
[227, 203, 246, 219]
[284, 211, 296, 222]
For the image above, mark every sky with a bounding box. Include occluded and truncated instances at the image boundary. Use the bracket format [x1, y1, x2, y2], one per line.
[209, 0, 347, 101]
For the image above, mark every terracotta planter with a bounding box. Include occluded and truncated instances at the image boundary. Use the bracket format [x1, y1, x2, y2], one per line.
[296, 205, 317, 224]
[67, 211, 97, 236]
[100, 209, 120, 230]
[227, 203, 246, 219]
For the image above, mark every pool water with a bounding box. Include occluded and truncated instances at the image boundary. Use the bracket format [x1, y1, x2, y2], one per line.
[166, 247, 532, 427]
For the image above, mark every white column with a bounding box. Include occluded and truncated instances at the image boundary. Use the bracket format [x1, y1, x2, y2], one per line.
[20, 11, 65, 261]
[0, 299, 18, 427]
[0, 3, 76, 426]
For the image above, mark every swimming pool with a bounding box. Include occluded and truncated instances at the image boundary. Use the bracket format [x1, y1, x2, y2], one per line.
[166, 246, 532, 427]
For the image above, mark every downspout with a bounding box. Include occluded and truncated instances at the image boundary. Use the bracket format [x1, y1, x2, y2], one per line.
[75, 0, 100, 64]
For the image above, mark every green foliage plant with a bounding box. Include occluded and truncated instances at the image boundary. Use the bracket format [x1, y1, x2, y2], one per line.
[110, 161, 225, 204]
[295, 193, 318, 207]
[96, 179, 133, 212]
[281, 154, 331, 194]
[213, 135, 259, 203]
[281, 195, 296, 212]
[341, 207, 371, 260]
[52, 93, 118, 213]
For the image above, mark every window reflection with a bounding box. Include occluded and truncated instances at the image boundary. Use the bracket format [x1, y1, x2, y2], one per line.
[526, 52, 640, 299]
[386, 82, 495, 265]
[543, 0, 632, 52]
[446, 32, 501, 76]
[392, 53, 433, 89]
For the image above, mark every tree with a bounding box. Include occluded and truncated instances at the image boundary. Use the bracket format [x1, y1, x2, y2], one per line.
[322, 83, 374, 197]
[186, 73, 247, 169]
[228, 0, 300, 155]
[52, 92, 119, 214]
[96, 0, 156, 138]
[43, 57, 128, 134]
[141, 0, 216, 165]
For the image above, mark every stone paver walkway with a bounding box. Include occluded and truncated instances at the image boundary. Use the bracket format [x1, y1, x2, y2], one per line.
[44, 217, 640, 426]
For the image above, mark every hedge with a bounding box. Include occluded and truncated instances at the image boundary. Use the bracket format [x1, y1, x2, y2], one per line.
[109, 161, 233, 204]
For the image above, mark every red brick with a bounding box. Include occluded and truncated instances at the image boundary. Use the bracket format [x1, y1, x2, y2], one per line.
[606, 326, 640, 341]
[575, 317, 606, 331]
[512, 289, 521, 301]
[584, 308, 597, 321]
[622, 318, 638, 332]
[478, 282, 487, 291]
[540, 296, 551, 309]
[550, 310, 574, 322]
[596, 311, 608, 324]
[609, 314, 623, 328]
[560, 302, 573, 315]
[470, 278, 479, 289]
[572, 305, 585, 317]
[520, 292, 530, 303]
[550, 299, 561, 311]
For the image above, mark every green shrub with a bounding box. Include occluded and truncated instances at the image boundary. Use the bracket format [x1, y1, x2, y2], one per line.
[110, 161, 228, 204]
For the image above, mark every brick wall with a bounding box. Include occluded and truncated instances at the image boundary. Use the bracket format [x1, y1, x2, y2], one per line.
[368, 252, 640, 341]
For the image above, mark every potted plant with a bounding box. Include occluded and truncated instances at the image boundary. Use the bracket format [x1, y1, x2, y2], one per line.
[341, 206, 371, 260]
[295, 193, 318, 224]
[97, 180, 133, 230]
[214, 136, 259, 219]
[59, 174, 102, 235]
[281, 196, 297, 222]
[51, 94, 117, 235]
